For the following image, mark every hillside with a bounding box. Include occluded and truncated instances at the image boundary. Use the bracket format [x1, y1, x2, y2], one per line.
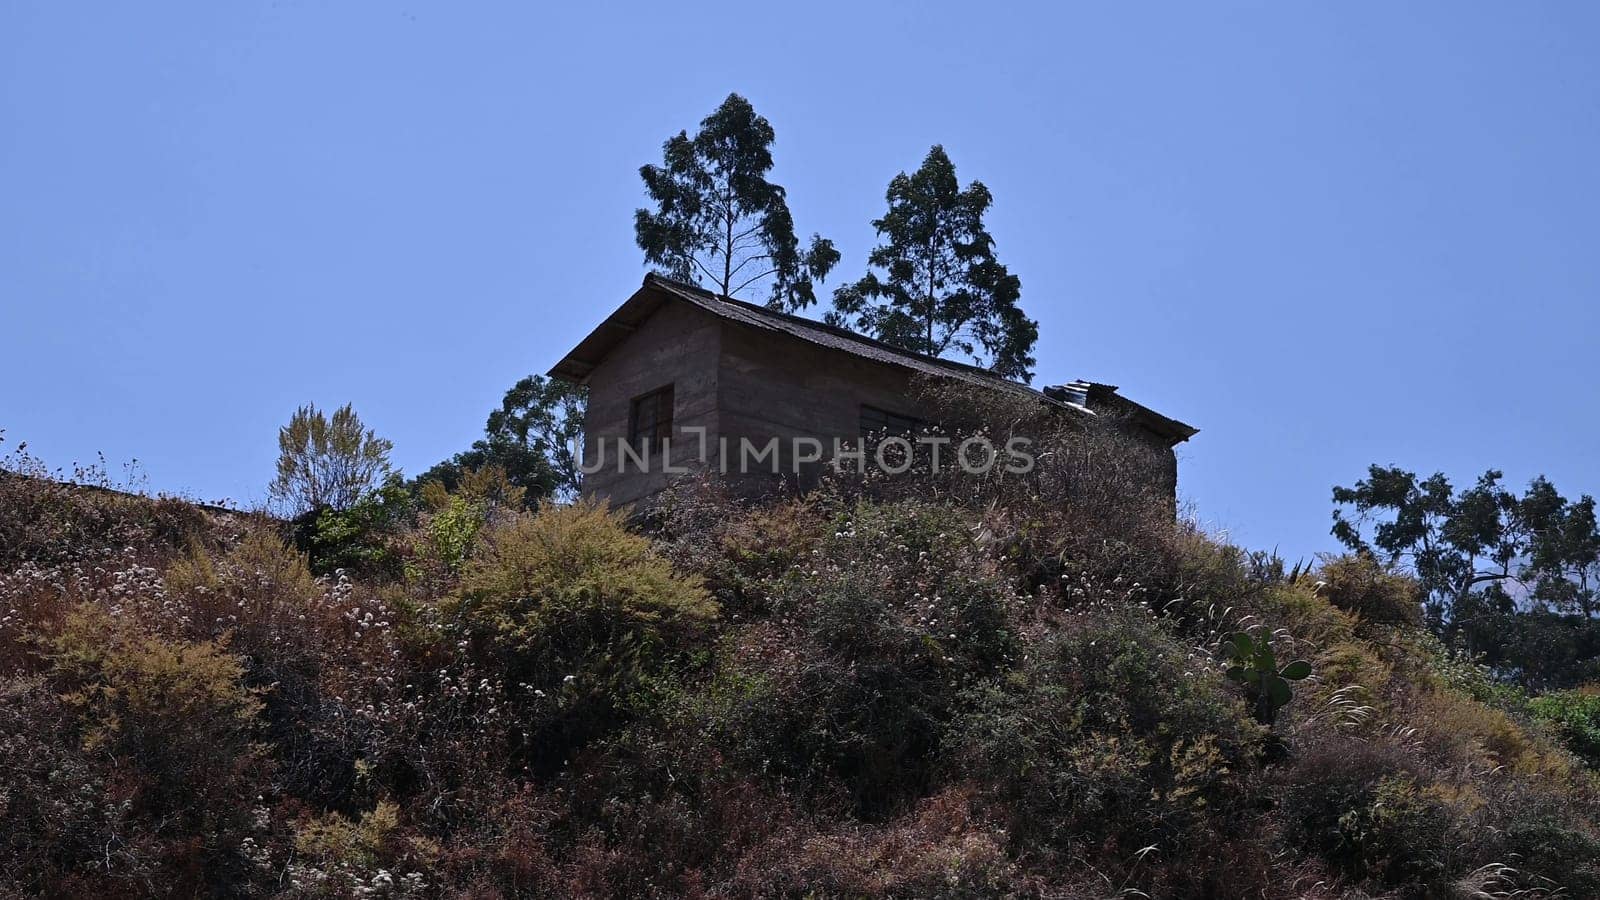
[2, 469, 1598, 899]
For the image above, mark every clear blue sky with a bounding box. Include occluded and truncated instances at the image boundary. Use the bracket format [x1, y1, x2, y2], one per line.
[4, 2, 1597, 561]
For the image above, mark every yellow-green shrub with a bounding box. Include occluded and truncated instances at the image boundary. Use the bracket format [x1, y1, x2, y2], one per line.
[1319, 554, 1420, 626]
[48, 606, 266, 838]
[164, 527, 320, 631]
[1256, 581, 1356, 648]
[454, 501, 714, 651]
[1415, 688, 1571, 778]
[1315, 642, 1391, 698]
[443, 501, 715, 769]
[295, 801, 403, 868]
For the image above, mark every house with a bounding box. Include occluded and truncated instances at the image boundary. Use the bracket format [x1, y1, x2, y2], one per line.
[549, 274, 1197, 508]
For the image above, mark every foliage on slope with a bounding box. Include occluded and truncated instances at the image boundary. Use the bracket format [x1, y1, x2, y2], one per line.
[2, 468, 1599, 898]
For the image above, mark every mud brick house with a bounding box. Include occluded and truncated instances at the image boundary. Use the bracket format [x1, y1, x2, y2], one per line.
[550, 274, 1197, 508]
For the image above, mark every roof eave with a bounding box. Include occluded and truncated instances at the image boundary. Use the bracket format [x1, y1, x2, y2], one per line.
[546, 274, 1198, 445]
[547, 277, 672, 384]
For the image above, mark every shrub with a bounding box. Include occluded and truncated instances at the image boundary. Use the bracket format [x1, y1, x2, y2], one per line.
[406, 465, 526, 587]
[167, 529, 406, 812]
[0, 677, 131, 895]
[722, 787, 1030, 898]
[1489, 794, 1600, 896]
[1336, 776, 1456, 886]
[296, 802, 403, 867]
[707, 497, 826, 614]
[953, 600, 1266, 891]
[166, 526, 319, 609]
[1317, 553, 1420, 626]
[454, 501, 715, 654]
[444, 501, 715, 770]
[1414, 687, 1568, 777]
[42, 606, 269, 889]
[280, 800, 431, 898]
[291, 474, 413, 579]
[1528, 687, 1600, 768]
[49, 607, 266, 812]
[1280, 736, 1460, 892]
[406, 494, 484, 583]
[162, 527, 342, 668]
[719, 500, 1018, 818]
[1252, 580, 1357, 650]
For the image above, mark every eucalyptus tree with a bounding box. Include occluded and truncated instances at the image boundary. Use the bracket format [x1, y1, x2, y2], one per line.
[635, 93, 838, 311]
[830, 145, 1038, 382]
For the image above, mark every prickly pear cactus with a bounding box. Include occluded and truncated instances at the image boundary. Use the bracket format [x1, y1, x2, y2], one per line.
[1223, 631, 1311, 725]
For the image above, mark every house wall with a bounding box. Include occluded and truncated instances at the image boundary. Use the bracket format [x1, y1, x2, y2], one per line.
[713, 321, 1185, 501]
[578, 299, 1182, 509]
[579, 300, 722, 507]
[1086, 396, 1182, 504]
[715, 319, 920, 493]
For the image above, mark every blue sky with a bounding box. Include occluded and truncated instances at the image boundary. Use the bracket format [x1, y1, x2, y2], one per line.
[3, 2, 1597, 561]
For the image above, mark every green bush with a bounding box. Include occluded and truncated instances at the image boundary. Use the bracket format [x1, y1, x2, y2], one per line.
[407, 493, 484, 581]
[405, 465, 527, 585]
[683, 499, 1018, 819]
[1528, 688, 1600, 768]
[953, 600, 1265, 889]
[1281, 737, 1461, 892]
[292, 474, 413, 578]
[444, 501, 715, 770]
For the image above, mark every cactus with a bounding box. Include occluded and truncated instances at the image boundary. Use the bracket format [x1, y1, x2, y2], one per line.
[1223, 631, 1312, 725]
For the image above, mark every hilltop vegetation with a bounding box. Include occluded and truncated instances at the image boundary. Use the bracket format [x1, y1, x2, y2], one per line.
[3, 433, 1600, 897]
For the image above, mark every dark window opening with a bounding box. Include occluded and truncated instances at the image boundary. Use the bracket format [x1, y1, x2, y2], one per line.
[629, 384, 675, 453]
[860, 405, 920, 438]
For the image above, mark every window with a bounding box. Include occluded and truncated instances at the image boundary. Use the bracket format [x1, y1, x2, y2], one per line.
[860, 405, 920, 438]
[629, 384, 675, 453]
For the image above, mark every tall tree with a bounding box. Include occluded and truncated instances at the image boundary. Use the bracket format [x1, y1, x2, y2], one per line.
[635, 93, 838, 311]
[269, 403, 393, 516]
[1332, 465, 1600, 686]
[1332, 467, 1523, 626]
[829, 145, 1038, 382]
[417, 375, 586, 505]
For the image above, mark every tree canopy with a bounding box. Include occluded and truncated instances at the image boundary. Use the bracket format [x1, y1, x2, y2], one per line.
[417, 375, 585, 506]
[829, 145, 1038, 382]
[1333, 464, 1600, 686]
[635, 93, 838, 312]
[268, 403, 393, 516]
